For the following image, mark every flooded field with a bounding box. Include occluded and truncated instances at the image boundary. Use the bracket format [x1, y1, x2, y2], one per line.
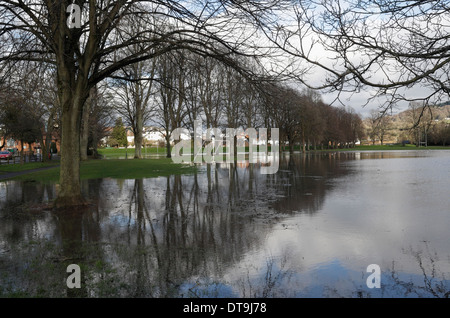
[1, 150, 449, 297]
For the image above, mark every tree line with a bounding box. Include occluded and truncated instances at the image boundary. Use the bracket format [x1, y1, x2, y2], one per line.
[1, 1, 445, 208]
[1, 49, 365, 163]
[109, 49, 365, 157]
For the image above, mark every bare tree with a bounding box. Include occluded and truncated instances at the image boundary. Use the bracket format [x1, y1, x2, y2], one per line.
[298, 93, 323, 151]
[113, 58, 157, 158]
[86, 83, 113, 158]
[197, 57, 224, 129]
[348, 108, 365, 147]
[182, 54, 204, 131]
[155, 50, 189, 158]
[38, 71, 60, 163]
[110, 12, 158, 159]
[0, 0, 291, 208]
[223, 64, 243, 129]
[407, 101, 433, 146]
[369, 110, 394, 146]
[263, 84, 302, 153]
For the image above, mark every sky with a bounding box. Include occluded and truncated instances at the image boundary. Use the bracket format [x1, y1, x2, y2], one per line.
[320, 89, 409, 119]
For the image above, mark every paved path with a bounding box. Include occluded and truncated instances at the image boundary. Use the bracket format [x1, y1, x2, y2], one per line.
[0, 165, 59, 181]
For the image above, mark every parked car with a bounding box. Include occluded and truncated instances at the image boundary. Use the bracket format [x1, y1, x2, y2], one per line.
[0, 151, 12, 159]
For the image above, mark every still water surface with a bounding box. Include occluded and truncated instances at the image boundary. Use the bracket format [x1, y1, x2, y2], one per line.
[0, 150, 449, 297]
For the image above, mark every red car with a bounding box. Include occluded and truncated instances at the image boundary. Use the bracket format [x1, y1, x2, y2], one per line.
[0, 151, 12, 159]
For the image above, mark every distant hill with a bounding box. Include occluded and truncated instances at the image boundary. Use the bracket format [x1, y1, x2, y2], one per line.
[362, 104, 450, 145]
[395, 104, 450, 121]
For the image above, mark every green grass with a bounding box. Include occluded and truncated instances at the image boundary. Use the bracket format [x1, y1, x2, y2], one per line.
[98, 146, 275, 158]
[98, 147, 166, 158]
[0, 162, 59, 174]
[4, 158, 196, 183]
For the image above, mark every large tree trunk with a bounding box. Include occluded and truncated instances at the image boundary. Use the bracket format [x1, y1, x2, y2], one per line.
[54, 83, 88, 208]
[55, 106, 83, 207]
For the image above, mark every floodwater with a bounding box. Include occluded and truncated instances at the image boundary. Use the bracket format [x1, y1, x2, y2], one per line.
[0, 150, 449, 297]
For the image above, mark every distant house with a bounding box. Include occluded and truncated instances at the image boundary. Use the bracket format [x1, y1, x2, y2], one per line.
[143, 127, 168, 145]
[101, 126, 173, 147]
[101, 126, 275, 148]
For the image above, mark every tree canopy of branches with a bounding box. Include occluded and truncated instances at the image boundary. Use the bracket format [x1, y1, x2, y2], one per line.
[0, 0, 291, 208]
[275, 1, 450, 114]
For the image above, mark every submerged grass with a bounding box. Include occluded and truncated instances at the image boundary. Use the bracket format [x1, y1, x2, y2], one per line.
[309, 144, 450, 152]
[99, 144, 450, 158]
[350, 144, 450, 151]
[4, 158, 196, 183]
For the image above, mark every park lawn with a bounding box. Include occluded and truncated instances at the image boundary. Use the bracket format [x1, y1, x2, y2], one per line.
[0, 162, 59, 174]
[98, 147, 166, 158]
[5, 158, 196, 183]
[98, 146, 272, 158]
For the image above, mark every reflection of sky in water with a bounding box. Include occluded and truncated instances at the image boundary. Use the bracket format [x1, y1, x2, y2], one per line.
[1, 150, 450, 297]
[209, 151, 450, 297]
[241, 151, 450, 297]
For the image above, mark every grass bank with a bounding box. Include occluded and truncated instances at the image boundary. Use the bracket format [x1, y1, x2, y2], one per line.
[4, 158, 196, 183]
[0, 162, 59, 174]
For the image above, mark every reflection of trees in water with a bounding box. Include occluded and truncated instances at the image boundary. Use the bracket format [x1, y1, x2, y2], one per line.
[0, 181, 56, 243]
[235, 254, 296, 298]
[0, 179, 108, 297]
[3, 153, 448, 297]
[386, 244, 450, 298]
[117, 173, 264, 296]
[340, 243, 450, 298]
[99, 154, 353, 296]
[0, 154, 356, 296]
[268, 153, 352, 215]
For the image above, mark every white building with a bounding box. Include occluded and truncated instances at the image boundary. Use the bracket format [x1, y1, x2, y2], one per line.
[104, 126, 190, 148]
